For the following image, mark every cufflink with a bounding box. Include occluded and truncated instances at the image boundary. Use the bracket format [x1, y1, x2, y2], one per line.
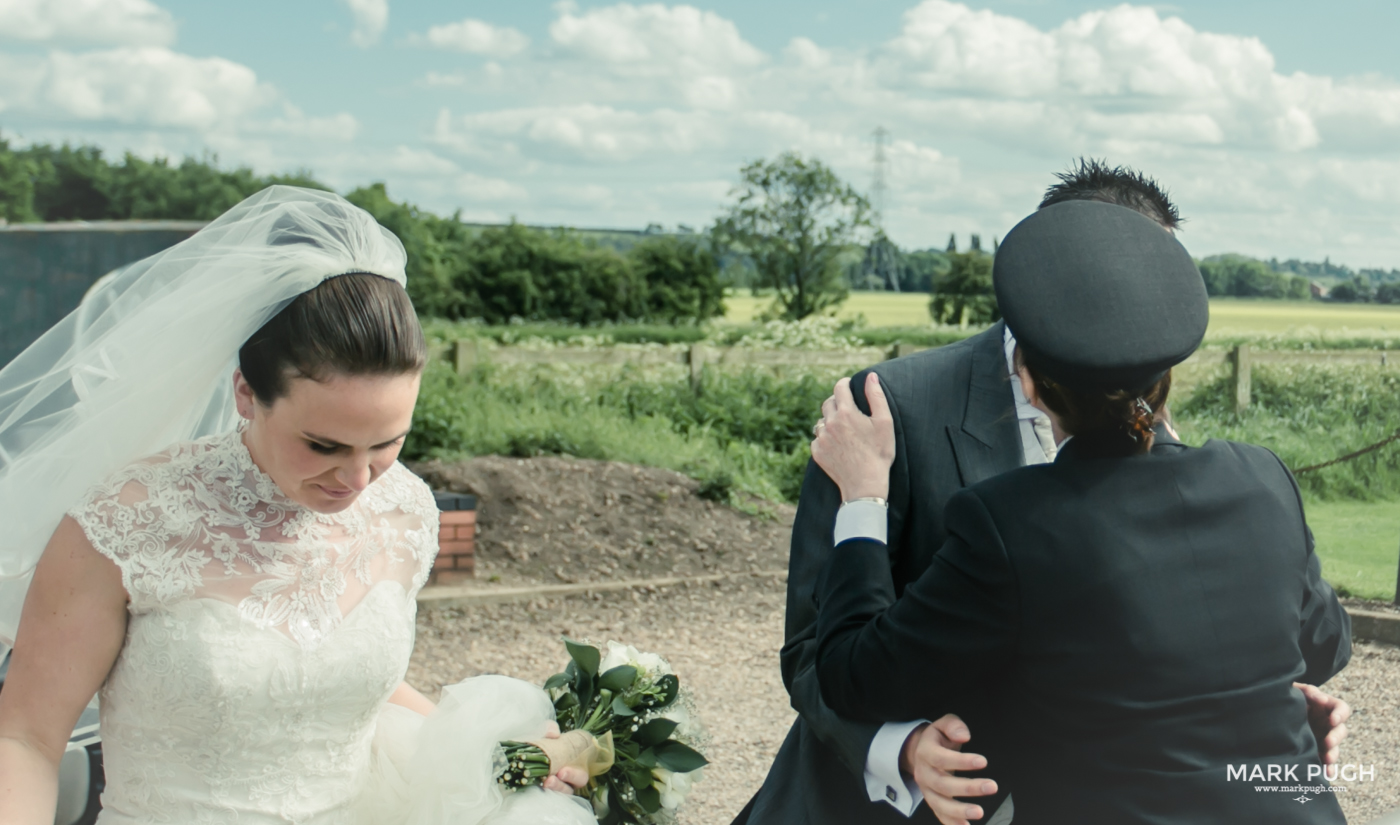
[886, 786, 898, 803]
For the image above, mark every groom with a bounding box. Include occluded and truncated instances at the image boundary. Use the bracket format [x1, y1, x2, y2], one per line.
[735, 160, 1353, 825]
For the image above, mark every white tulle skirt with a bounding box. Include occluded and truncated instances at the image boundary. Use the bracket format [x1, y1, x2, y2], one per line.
[357, 675, 596, 825]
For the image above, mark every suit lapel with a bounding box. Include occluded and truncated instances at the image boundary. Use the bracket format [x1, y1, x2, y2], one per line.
[948, 322, 1023, 487]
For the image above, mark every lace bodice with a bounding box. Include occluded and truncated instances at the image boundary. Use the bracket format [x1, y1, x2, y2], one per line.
[69, 429, 439, 824]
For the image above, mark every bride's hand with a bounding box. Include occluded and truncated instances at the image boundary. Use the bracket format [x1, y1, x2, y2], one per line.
[811, 373, 895, 501]
[539, 721, 590, 793]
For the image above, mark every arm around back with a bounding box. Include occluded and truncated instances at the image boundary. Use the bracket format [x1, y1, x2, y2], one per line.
[815, 488, 1019, 724]
[0, 516, 128, 825]
[779, 366, 902, 777]
[1256, 445, 1352, 685]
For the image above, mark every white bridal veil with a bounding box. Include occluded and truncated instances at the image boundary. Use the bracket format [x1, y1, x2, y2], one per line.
[0, 186, 407, 652]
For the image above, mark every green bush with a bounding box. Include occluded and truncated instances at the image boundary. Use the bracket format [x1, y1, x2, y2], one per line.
[1175, 364, 1400, 500]
[929, 251, 998, 326]
[405, 362, 819, 503]
[456, 222, 647, 324]
[1198, 255, 1309, 299]
[353, 189, 725, 326]
[1, 138, 326, 222]
[630, 235, 726, 323]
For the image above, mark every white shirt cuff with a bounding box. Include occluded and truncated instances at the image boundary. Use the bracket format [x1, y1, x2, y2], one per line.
[834, 499, 888, 545]
[864, 720, 928, 816]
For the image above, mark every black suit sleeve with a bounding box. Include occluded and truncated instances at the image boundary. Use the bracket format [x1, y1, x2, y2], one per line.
[815, 488, 1019, 723]
[1269, 453, 1352, 686]
[778, 367, 906, 778]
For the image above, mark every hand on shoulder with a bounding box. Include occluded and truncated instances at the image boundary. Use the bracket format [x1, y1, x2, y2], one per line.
[810, 373, 895, 502]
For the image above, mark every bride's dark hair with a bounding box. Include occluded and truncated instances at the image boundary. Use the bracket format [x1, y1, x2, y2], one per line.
[238, 272, 426, 405]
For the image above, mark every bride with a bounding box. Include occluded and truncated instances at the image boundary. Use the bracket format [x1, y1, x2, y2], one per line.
[0, 188, 595, 824]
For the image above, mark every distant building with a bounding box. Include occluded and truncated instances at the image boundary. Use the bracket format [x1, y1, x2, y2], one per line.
[1310, 281, 1330, 301]
[0, 221, 206, 367]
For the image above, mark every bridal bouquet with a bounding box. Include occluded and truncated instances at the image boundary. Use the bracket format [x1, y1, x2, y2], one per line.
[499, 639, 708, 824]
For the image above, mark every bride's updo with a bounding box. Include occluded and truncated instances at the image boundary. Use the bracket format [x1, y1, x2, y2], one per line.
[1019, 347, 1172, 456]
[238, 273, 427, 405]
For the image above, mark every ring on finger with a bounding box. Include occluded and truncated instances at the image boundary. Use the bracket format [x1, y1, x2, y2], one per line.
[812, 420, 826, 437]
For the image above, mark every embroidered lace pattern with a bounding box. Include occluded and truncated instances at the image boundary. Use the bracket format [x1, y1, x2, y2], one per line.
[68, 429, 440, 824]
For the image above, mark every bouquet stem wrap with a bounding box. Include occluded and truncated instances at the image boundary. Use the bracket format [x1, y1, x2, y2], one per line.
[528, 730, 615, 778]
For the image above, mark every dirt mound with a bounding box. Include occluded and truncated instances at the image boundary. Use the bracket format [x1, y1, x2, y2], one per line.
[409, 456, 795, 585]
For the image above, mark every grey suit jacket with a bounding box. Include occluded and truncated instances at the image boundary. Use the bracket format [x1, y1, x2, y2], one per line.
[740, 323, 1021, 825]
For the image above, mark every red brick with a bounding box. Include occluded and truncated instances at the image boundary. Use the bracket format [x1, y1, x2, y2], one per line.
[433, 570, 474, 586]
[440, 511, 475, 526]
[439, 539, 473, 554]
[432, 554, 457, 571]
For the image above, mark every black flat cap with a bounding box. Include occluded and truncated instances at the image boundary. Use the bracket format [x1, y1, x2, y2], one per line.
[994, 200, 1208, 392]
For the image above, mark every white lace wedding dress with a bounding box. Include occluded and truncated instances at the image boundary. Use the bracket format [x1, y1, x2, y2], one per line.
[68, 429, 593, 825]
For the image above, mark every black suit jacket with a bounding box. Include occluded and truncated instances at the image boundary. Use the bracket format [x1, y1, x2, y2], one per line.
[741, 324, 1021, 825]
[815, 431, 1352, 825]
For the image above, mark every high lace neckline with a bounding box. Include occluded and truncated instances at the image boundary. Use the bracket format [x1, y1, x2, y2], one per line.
[231, 423, 307, 516]
[69, 428, 439, 650]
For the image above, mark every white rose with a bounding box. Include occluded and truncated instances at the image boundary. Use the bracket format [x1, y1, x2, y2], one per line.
[652, 767, 703, 810]
[599, 641, 642, 674]
[591, 785, 610, 818]
[634, 650, 671, 677]
[598, 642, 673, 680]
[659, 704, 695, 739]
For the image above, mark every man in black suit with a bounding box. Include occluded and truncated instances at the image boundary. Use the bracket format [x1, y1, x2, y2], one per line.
[734, 162, 1352, 825]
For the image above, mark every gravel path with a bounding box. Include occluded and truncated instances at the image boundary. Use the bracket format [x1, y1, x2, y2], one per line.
[408, 575, 797, 825]
[410, 580, 1400, 824]
[407, 575, 1400, 824]
[1326, 641, 1400, 823]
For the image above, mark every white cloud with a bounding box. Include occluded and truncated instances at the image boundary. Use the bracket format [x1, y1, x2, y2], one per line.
[549, 3, 762, 68]
[342, 0, 388, 47]
[422, 18, 529, 58]
[413, 0, 1400, 262]
[544, 3, 765, 109]
[0, 0, 175, 46]
[0, 46, 359, 150]
[0, 48, 271, 130]
[863, 1, 1400, 156]
[433, 104, 730, 163]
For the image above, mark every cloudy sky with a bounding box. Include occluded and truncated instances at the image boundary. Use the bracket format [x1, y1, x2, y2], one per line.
[4, 0, 1400, 266]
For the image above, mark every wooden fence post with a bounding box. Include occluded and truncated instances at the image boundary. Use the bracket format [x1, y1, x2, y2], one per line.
[454, 339, 478, 375]
[687, 345, 707, 391]
[1232, 344, 1251, 413]
[889, 343, 917, 360]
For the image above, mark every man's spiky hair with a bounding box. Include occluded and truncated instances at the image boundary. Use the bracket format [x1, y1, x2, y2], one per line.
[1039, 158, 1182, 231]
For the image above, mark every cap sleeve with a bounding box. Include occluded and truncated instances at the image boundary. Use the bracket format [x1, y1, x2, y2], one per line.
[400, 467, 440, 597]
[67, 457, 198, 613]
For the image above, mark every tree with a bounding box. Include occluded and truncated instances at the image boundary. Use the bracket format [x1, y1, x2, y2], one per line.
[860, 230, 903, 291]
[713, 152, 871, 320]
[630, 235, 725, 322]
[26, 143, 113, 220]
[1376, 282, 1400, 305]
[930, 251, 998, 327]
[346, 182, 468, 318]
[1198, 254, 1308, 299]
[901, 249, 951, 293]
[0, 135, 38, 222]
[1330, 275, 1374, 303]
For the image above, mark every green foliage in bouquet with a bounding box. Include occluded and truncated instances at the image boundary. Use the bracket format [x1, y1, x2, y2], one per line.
[499, 639, 708, 824]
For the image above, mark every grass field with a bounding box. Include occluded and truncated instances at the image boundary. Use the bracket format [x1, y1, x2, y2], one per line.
[1308, 500, 1400, 601]
[725, 291, 1400, 334]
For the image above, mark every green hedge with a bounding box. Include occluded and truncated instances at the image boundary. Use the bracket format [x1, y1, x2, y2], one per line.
[405, 362, 826, 503]
[1175, 363, 1400, 500]
[347, 184, 724, 325]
